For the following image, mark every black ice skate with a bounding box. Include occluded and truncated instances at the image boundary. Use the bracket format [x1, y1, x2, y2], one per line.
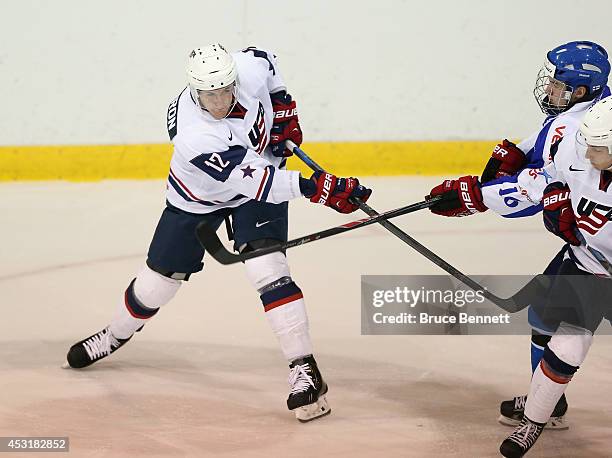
[63, 326, 132, 369]
[499, 394, 568, 430]
[286, 355, 330, 422]
[499, 416, 545, 458]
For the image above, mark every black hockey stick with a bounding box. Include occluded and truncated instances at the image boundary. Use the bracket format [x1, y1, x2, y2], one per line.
[288, 141, 549, 313]
[196, 196, 441, 265]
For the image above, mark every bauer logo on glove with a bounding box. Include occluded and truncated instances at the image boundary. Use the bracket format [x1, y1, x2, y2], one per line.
[316, 173, 334, 205]
[269, 90, 303, 157]
[542, 182, 580, 246]
[543, 190, 571, 207]
[427, 175, 488, 217]
[274, 107, 298, 119]
[303, 171, 372, 214]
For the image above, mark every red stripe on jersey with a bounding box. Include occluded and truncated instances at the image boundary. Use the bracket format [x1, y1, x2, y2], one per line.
[577, 210, 609, 234]
[257, 133, 268, 154]
[577, 222, 600, 235]
[255, 167, 269, 200]
[169, 168, 207, 202]
[264, 292, 304, 312]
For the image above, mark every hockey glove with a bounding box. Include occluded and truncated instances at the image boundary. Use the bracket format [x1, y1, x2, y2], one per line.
[302, 171, 372, 214]
[269, 91, 302, 157]
[542, 182, 580, 246]
[481, 139, 527, 184]
[427, 175, 487, 217]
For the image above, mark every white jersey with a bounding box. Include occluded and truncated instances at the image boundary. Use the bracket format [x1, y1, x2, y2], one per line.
[505, 122, 612, 277]
[481, 96, 609, 218]
[164, 48, 301, 214]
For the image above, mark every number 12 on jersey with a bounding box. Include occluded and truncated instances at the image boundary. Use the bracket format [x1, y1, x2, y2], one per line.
[205, 153, 230, 173]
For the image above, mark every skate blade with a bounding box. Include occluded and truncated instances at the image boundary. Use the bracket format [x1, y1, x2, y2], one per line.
[545, 416, 569, 430]
[498, 415, 521, 427]
[498, 415, 569, 430]
[294, 395, 331, 423]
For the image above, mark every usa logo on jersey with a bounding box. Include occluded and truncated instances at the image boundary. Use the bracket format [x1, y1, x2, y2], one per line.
[576, 197, 612, 235]
[248, 102, 268, 154]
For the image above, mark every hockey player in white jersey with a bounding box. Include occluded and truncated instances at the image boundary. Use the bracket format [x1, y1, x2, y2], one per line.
[63, 43, 371, 422]
[494, 95, 612, 457]
[426, 41, 610, 429]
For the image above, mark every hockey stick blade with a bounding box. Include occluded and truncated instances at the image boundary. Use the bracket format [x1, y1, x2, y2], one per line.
[196, 197, 441, 265]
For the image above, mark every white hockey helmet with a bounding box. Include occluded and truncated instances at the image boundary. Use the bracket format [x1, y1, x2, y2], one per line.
[186, 44, 238, 109]
[578, 97, 612, 154]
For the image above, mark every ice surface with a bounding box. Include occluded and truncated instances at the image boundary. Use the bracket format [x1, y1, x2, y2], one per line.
[1, 178, 610, 457]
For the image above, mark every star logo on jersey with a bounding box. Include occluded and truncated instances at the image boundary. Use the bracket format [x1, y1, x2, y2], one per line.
[537, 168, 553, 184]
[241, 165, 255, 178]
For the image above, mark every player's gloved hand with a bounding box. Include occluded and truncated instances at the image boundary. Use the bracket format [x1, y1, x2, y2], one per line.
[481, 139, 526, 184]
[426, 175, 488, 217]
[269, 91, 302, 157]
[301, 171, 372, 214]
[542, 182, 580, 246]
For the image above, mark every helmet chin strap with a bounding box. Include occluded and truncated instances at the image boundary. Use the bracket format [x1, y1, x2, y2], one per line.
[224, 92, 238, 118]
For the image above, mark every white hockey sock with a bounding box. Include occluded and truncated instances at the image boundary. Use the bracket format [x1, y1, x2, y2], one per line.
[243, 254, 313, 362]
[525, 323, 593, 423]
[264, 293, 312, 362]
[108, 268, 181, 339]
[524, 363, 568, 424]
[109, 305, 150, 339]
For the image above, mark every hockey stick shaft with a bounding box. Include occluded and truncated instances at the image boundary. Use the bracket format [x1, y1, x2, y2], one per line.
[196, 197, 440, 265]
[288, 141, 540, 312]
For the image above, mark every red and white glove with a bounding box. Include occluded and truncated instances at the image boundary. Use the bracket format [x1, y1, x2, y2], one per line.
[306, 171, 372, 214]
[269, 91, 302, 157]
[480, 139, 527, 183]
[426, 175, 488, 217]
[542, 182, 580, 246]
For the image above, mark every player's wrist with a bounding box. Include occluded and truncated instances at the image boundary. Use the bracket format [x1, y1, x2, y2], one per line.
[299, 175, 317, 198]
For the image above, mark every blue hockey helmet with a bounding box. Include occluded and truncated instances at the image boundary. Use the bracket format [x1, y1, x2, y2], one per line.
[534, 41, 610, 115]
